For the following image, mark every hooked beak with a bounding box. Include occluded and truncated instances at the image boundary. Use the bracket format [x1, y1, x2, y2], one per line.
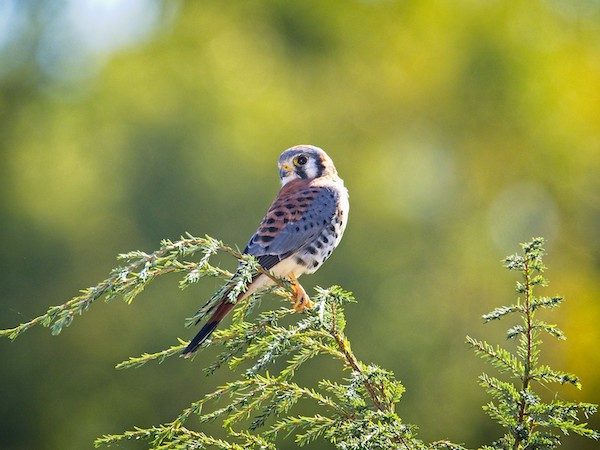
[279, 163, 293, 179]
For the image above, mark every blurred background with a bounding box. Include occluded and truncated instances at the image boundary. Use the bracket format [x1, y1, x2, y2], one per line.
[0, 0, 599, 449]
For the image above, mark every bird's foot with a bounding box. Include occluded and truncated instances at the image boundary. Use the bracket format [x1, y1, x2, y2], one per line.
[289, 276, 313, 312]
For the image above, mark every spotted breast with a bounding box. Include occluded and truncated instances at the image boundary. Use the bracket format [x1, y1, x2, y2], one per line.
[245, 178, 349, 278]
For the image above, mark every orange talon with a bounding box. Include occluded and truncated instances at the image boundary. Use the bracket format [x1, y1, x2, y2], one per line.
[289, 274, 313, 312]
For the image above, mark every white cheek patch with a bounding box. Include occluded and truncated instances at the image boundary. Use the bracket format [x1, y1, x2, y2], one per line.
[281, 174, 297, 186]
[304, 160, 319, 179]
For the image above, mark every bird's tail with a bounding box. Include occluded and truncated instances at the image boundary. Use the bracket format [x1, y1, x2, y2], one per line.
[181, 294, 237, 357]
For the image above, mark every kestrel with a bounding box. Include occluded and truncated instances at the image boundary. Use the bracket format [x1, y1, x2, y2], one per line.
[182, 145, 349, 356]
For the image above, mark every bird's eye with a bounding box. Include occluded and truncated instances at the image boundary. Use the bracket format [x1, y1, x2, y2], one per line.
[295, 155, 308, 166]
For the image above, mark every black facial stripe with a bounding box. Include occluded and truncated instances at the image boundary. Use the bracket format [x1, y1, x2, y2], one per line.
[296, 166, 308, 179]
[315, 155, 325, 177]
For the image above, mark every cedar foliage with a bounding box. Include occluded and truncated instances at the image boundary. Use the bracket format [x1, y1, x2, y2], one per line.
[467, 238, 599, 449]
[1, 236, 597, 449]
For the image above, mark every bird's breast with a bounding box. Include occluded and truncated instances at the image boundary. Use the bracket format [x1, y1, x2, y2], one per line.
[294, 184, 349, 275]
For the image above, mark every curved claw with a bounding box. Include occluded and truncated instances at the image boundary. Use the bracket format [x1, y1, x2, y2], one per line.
[289, 275, 313, 312]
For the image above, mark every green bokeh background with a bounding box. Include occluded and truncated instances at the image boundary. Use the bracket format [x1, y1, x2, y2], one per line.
[1, 1, 599, 449]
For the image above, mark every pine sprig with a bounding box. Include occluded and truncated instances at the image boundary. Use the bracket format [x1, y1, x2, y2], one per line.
[3, 234, 597, 449]
[101, 282, 438, 448]
[1, 234, 232, 340]
[94, 425, 268, 449]
[466, 337, 525, 377]
[467, 237, 599, 449]
[0, 233, 297, 342]
[176, 286, 428, 449]
[115, 339, 188, 370]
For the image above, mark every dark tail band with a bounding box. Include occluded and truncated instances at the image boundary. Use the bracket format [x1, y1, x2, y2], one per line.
[181, 320, 220, 357]
[181, 300, 236, 357]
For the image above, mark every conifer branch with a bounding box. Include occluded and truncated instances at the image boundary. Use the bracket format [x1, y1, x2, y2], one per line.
[115, 339, 188, 370]
[2, 234, 596, 449]
[0, 234, 293, 341]
[1, 235, 228, 339]
[468, 237, 599, 449]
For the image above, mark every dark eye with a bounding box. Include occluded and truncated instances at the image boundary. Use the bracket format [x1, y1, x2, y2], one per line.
[295, 155, 308, 166]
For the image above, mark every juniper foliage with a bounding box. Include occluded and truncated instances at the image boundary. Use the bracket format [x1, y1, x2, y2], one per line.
[1, 235, 597, 449]
[467, 237, 599, 449]
[103, 288, 450, 449]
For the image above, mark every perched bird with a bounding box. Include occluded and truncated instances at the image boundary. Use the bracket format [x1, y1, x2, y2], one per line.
[182, 145, 349, 356]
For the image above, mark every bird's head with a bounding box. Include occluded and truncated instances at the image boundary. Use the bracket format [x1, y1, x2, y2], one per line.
[278, 145, 338, 186]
